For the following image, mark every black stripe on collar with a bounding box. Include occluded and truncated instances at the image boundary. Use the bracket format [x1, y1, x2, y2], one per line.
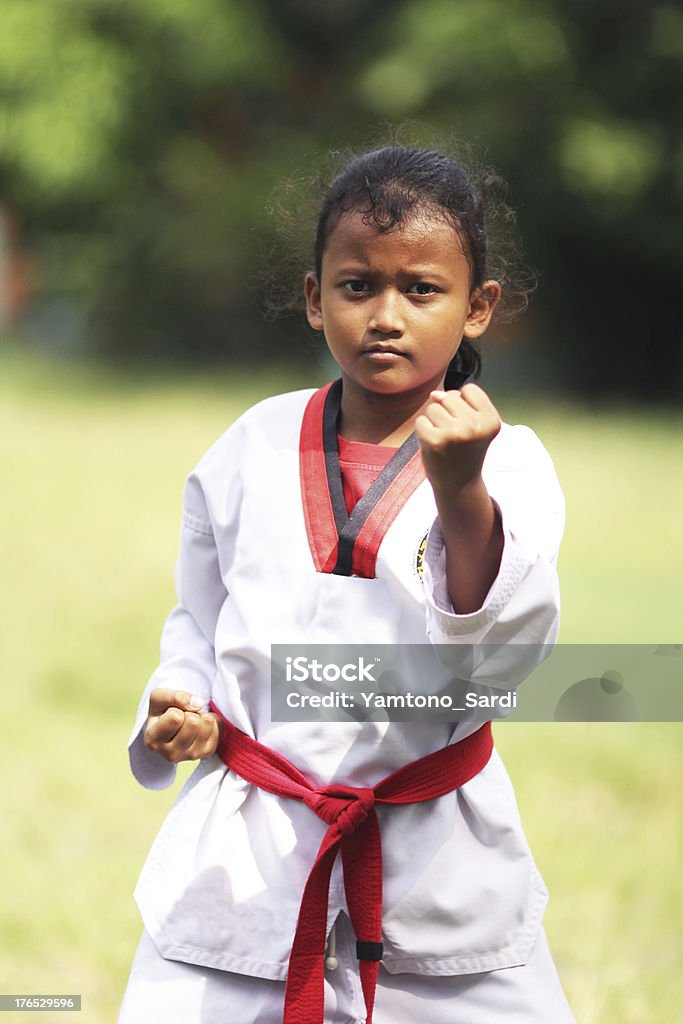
[321, 380, 421, 577]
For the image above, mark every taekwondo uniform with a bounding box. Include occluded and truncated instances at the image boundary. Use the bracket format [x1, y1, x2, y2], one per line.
[120, 381, 575, 1023]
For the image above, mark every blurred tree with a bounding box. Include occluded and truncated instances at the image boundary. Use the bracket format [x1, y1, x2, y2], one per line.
[0, 0, 680, 396]
[0, 0, 291, 360]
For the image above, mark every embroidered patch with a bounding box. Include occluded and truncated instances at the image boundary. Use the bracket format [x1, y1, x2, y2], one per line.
[414, 532, 428, 580]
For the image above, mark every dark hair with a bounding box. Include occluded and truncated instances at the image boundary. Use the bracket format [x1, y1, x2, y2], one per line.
[265, 138, 534, 381]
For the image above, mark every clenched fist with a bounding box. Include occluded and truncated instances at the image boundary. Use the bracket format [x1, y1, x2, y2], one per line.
[144, 688, 221, 764]
[415, 382, 503, 614]
[414, 383, 501, 496]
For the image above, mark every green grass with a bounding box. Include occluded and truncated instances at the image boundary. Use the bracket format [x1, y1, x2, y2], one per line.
[1, 346, 681, 1023]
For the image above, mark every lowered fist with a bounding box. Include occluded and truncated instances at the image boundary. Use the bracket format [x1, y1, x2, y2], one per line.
[144, 688, 221, 764]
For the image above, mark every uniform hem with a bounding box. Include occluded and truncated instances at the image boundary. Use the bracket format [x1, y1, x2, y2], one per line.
[135, 900, 290, 981]
[384, 863, 548, 975]
[134, 872, 548, 982]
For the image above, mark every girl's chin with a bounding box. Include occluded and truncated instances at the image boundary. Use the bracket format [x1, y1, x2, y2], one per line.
[342, 369, 438, 399]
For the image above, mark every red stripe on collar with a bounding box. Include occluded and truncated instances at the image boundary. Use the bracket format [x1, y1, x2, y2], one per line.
[299, 382, 338, 573]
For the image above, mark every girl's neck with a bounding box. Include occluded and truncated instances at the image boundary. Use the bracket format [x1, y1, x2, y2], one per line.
[337, 376, 443, 447]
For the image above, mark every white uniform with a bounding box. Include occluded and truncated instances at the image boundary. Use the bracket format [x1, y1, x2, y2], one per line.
[120, 384, 574, 1022]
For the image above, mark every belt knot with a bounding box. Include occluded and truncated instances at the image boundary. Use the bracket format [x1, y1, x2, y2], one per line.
[304, 785, 376, 836]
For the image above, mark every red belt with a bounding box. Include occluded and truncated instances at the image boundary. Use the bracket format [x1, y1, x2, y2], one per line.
[209, 701, 493, 1024]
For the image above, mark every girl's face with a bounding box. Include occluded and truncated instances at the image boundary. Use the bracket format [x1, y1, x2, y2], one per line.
[304, 209, 500, 403]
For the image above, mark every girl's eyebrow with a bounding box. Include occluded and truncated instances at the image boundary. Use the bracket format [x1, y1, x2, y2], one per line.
[334, 265, 371, 275]
[399, 265, 451, 281]
[333, 264, 450, 280]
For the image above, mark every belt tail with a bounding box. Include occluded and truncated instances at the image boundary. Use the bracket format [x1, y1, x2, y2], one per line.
[283, 826, 340, 1024]
[341, 810, 384, 1024]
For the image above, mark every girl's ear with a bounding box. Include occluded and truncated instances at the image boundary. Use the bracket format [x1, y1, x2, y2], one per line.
[304, 272, 324, 331]
[463, 280, 501, 338]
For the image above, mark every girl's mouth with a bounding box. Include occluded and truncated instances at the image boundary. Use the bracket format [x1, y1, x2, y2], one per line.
[362, 345, 408, 361]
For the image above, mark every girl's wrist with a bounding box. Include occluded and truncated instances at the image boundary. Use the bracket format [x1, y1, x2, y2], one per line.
[431, 473, 490, 523]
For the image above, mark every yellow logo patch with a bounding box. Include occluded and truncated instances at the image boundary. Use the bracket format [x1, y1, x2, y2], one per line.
[415, 532, 428, 579]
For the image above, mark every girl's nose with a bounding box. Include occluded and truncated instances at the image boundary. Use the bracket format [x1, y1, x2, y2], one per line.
[368, 290, 404, 334]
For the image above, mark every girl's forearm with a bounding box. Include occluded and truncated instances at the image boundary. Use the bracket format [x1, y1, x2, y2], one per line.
[432, 476, 504, 615]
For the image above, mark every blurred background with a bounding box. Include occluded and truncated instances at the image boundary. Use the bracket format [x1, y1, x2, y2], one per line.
[1, 0, 682, 396]
[1, 2, 682, 1022]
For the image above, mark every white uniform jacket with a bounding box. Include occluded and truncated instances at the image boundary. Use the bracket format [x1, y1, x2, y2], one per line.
[128, 384, 565, 980]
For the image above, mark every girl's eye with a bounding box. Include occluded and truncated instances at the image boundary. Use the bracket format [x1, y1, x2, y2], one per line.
[407, 283, 437, 295]
[344, 280, 369, 293]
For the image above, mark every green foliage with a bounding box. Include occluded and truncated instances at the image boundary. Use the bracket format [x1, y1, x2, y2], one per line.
[557, 118, 664, 201]
[0, 0, 133, 196]
[357, 0, 573, 116]
[0, 1, 681, 394]
[0, 0, 280, 198]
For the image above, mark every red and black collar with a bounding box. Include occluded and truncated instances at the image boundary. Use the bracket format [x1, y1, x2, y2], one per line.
[299, 379, 426, 579]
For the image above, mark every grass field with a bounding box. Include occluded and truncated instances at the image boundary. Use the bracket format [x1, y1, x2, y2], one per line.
[1, 346, 682, 1023]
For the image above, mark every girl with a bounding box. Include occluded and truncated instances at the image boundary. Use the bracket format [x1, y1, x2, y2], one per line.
[119, 144, 575, 1023]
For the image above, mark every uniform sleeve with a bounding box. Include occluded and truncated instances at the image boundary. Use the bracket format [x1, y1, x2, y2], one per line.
[127, 473, 228, 789]
[421, 425, 565, 688]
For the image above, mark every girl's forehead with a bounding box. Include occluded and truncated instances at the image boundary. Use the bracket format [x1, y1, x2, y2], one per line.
[322, 209, 467, 267]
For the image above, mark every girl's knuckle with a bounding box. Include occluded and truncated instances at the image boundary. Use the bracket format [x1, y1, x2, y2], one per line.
[166, 708, 184, 729]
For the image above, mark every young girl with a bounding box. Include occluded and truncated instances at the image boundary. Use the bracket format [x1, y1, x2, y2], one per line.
[119, 144, 575, 1023]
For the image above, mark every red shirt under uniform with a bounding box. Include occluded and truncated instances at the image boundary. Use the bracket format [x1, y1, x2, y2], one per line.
[337, 435, 398, 514]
